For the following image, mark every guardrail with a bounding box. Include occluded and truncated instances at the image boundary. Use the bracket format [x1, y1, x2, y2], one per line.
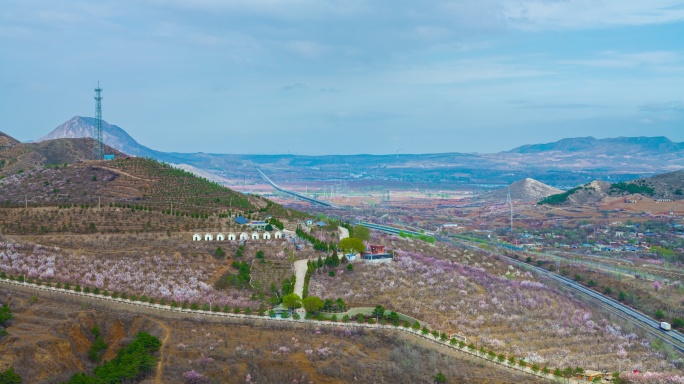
[0, 278, 554, 382]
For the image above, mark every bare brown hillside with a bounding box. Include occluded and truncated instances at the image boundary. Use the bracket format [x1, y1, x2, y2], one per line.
[0, 156, 296, 218]
[0, 287, 544, 384]
[0, 133, 126, 178]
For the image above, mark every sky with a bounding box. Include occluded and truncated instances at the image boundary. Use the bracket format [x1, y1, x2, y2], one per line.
[1, 0, 684, 155]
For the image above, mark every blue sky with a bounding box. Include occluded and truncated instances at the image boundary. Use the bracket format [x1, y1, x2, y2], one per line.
[1, 0, 683, 155]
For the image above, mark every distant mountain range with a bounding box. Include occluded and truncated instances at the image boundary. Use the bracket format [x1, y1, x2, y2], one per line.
[507, 136, 684, 154]
[30, 116, 684, 187]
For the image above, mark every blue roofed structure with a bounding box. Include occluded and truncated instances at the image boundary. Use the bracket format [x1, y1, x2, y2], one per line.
[234, 216, 249, 225]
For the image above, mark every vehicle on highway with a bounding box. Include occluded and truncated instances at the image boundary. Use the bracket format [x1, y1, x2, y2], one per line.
[661, 322, 672, 331]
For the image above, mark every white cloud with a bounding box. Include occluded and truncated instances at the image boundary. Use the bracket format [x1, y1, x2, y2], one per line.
[387, 58, 554, 85]
[559, 50, 684, 74]
[503, 0, 684, 30]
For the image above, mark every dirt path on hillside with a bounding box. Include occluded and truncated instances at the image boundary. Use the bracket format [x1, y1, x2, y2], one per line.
[143, 316, 171, 384]
[292, 228, 347, 315]
[93, 166, 152, 182]
[339, 226, 349, 241]
[293, 259, 308, 316]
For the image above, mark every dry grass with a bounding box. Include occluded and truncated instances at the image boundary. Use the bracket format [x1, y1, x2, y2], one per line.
[1, 287, 546, 384]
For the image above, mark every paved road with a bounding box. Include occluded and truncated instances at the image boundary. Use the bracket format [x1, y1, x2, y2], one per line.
[256, 168, 340, 208]
[339, 226, 349, 241]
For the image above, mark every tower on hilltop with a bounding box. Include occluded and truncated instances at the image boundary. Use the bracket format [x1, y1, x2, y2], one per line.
[93, 82, 103, 160]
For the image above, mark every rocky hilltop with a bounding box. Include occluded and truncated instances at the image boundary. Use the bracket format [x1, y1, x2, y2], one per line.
[538, 169, 684, 206]
[38, 116, 184, 164]
[483, 178, 561, 202]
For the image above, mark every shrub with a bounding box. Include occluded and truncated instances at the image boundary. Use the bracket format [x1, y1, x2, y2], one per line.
[672, 317, 684, 329]
[0, 367, 21, 383]
[0, 303, 13, 327]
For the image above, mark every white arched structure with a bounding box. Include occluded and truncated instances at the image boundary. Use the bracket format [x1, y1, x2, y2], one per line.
[228, 233, 236, 241]
[239, 233, 249, 241]
[263, 232, 271, 240]
[216, 233, 225, 241]
[274, 231, 283, 239]
[193, 233, 201, 241]
[251, 232, 259, 240]
[205, 233, 213, 241]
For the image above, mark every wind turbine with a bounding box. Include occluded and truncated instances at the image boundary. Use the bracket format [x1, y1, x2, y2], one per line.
[396, 147, 405, 159]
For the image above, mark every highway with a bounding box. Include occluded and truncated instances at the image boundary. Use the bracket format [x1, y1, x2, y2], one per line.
[505, 256, 684, 353]
[360, 222, 426, 237]
[255, 168, 341, 209]
[362, 221, 684, 353]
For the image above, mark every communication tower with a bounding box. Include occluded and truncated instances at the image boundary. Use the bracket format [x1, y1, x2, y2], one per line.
[93, 82, 104, 160]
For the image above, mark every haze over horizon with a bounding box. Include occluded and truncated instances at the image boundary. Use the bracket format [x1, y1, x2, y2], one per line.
[2, 1, 684, 155]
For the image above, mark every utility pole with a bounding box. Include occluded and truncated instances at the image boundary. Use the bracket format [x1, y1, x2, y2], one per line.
[507, 186, 513, 233]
